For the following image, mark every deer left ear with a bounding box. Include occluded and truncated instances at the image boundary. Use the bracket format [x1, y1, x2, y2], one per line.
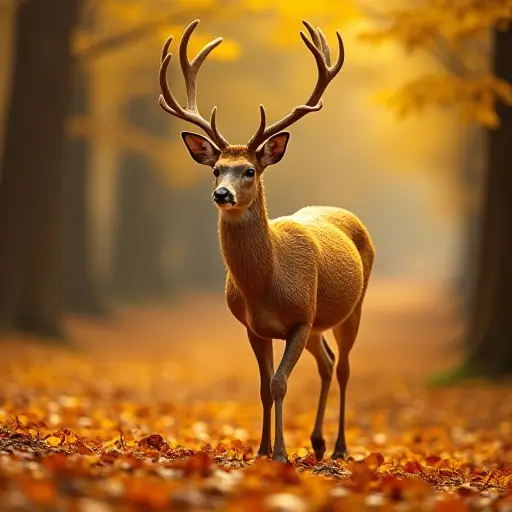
[256, 132, 290, 167]
[181, 131, 221, 167]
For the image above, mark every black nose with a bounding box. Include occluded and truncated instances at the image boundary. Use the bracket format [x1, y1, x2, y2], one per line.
[213, 187, 234, 204]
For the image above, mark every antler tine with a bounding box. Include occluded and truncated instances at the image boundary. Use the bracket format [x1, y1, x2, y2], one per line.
[178, 20, 200, 66]
[210, 106, 219, 136]
[209, 105, 230, 149]
[247, 21, 344, 151]
[179, 20, 200, 111]
[161, 36, 173, 64]
[299, 30, 330, 106]
[316, 28, 331, 67]
[332, 31, 345, 74]
[302, 20, 322, 51]
[250, 105, 267, 145]
[178, 19, 223, 113]
[157, 20, 229, 149]
[159, 53, 183, 114]
[299, 30, 327, 73]
[191, 38, 223, 69]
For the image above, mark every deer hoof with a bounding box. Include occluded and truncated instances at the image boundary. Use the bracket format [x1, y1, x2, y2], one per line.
[331, 450, 350, 460]
[311, 436, 326, 461]
[272, 453, 289, 464]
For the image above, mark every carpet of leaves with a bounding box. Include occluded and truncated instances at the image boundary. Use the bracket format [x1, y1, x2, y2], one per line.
[1, 341, 512, 512]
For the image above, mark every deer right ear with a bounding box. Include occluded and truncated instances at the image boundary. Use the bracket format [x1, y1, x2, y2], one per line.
[181, 132, 221, 167]
[256, 132, 290, 168]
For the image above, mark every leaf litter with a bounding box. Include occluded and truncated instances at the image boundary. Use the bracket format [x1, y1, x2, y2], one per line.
[1, 339, 512, 511]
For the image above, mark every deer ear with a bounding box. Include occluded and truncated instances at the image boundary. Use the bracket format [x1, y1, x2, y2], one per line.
[256, 132, 290, 168]
[181, 132, 221, 166]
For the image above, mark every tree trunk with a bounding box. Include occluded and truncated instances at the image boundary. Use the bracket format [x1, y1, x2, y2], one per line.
[0, 0, 81, 336]
[111, 154, 166, 300]
[111, 95, 186, 302]
[455, 124, 485, 322]
[63, 68, 106, 316]
[463, 27, 512, 375]
[63, 133, 105, 316]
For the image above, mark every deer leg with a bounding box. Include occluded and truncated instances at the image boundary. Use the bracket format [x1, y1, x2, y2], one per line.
[271, 324, 310, 462]
[306, 333, 334, 461]
[332, 302, 362, 460]
[248, 330, 274, 457]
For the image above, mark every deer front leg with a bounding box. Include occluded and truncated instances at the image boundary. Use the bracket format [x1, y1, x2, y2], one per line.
[248, 330, 274, 457]
[271, 324, 310, 462]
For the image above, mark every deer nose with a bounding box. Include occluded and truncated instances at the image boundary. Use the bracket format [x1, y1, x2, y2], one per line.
[213, 187, 234, 204]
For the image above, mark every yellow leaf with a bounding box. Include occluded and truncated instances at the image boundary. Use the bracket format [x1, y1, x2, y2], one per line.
[102, 435, 121, 450]
[475, 107, 500, 128]
[493, 78, 512, 104]
[65, 432, 79, 444]
[16, 414, 31, 427]
[296, 447, 309, 457]
[100, 418, 117, 430]
[46, 436, 62, 447]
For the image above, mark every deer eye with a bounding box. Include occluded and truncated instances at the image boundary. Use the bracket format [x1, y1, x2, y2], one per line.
[213, 168, 220, 177]
[245, 168, 256, 178]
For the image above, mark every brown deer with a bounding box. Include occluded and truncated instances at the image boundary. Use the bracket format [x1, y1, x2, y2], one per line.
[158, 19, 375, 463]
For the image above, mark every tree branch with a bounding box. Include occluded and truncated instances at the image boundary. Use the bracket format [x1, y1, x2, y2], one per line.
[76, 14, 177, 63]
[76, 6, 213, 64]
[356, 0, 478, 79]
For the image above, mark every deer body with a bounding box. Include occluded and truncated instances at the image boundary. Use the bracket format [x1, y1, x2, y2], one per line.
[158, 20, 375, 462]
[221, 181, 368, 339]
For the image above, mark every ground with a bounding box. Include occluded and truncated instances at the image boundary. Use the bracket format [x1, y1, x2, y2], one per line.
[1, 280, 512, 511]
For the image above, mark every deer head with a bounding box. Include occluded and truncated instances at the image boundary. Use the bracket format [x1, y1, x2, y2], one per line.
[158, 19, 345, 212]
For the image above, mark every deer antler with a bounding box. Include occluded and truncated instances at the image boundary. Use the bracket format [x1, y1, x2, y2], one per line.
[247, 21, 344, 152]
[158, 19, 229, 149]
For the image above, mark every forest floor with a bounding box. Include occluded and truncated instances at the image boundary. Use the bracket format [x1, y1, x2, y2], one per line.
[1, 280, 512, 511]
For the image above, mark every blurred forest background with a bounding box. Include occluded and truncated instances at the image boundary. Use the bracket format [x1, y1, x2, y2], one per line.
[0, 0, 510, 381]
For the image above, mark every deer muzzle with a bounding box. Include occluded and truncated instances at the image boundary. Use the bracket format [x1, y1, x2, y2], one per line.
[212, 186, 236, 208]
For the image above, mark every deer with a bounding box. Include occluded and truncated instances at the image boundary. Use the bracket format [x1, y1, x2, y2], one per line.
[158, 19, 375, 463]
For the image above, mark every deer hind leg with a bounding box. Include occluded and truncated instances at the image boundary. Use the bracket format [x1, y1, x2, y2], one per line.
[305, 333, 334, 461]
[331, 301, 363, 460]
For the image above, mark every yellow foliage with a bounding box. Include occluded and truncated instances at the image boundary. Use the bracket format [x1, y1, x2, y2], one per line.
[76, 6, 241, 62]
[100, 0, 218, 28]
[360, 0, 512, 127]
[268, 1, 363, 45]
[73, 0, 363, 187]
[361, 0, 512, 48]
[67, 115, 201, 188]
[374, 74, 512, 128]
[46, 436, 62, 447]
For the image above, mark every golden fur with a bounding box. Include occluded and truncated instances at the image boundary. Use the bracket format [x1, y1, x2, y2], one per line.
[181, 136, 375, 462]
[221, 181, 374, 340]
[162, 17, 373, 463]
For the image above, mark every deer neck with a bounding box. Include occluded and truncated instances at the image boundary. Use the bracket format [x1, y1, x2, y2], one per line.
[218, 180, 274, 295]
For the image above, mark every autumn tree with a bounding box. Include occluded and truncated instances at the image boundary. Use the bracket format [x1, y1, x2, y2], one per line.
[0, 0, 82, 336]
[361, 0, 512, 376]
[0, 0, 416, 338]
[70, 1, 244, 305]
[0, 0, 243, 336]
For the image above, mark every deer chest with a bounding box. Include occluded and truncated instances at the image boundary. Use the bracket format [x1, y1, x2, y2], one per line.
[225, 284, 288, 340]
[245, 307, 287, 340]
